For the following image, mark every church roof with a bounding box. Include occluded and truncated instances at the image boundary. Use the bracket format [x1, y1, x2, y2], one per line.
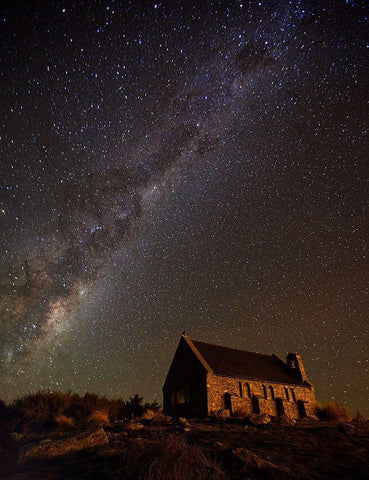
[185, 337, 304, 386]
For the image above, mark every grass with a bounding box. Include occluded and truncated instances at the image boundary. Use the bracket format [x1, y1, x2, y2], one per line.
[313, 401, 351, 422]
[87, 409, 111, 429]
[122, 434, 226, 480]
[6, 390, 161, 434]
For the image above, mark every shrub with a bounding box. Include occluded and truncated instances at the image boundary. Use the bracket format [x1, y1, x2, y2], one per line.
[125, 394, 145, 417]
[9, 390, 160, 432]
[87, 409, 111, 429]
[144, 400, 161, 412]
[314, 401, 351, 422]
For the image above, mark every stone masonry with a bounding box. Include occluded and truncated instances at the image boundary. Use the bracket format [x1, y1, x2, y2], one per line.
[163, 335, 317, 419]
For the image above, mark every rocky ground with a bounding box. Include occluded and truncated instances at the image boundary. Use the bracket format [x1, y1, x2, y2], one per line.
[1, 414, 368, 479]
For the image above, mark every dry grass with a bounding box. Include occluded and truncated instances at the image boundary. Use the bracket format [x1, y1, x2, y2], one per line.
[54, 414, 74, 429]
[9, 391, 158, 433]
[87, 409, 111, 429]
[314, 401, 351, 422]
[123, 434, 225, 480]
[141, 408, 156, 420]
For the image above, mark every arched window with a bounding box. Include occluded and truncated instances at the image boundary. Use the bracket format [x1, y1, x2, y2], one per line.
[238, 381, 243, 397]
[290, 388, 296, 402]
[269, 386, 275, 400]
[284, 387, 290, 401]
[262, 384, 267, 399]
[245, 383, 251, 398]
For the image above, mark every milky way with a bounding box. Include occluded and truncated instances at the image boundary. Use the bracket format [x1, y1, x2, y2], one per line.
[1, 1, 368, 414]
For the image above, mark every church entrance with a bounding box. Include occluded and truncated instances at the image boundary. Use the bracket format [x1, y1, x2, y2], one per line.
[276, 398, 285, 416]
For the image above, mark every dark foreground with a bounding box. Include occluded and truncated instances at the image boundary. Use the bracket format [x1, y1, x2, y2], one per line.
[1, 417, 369, 480]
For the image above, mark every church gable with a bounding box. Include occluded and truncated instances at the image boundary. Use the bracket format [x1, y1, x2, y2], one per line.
[163, 335, 316, 419]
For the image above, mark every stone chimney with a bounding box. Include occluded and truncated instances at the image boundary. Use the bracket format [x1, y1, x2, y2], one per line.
[286, 353, 308, 381]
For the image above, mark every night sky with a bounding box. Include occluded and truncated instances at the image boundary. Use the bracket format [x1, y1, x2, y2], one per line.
[1, 1, 368, 415]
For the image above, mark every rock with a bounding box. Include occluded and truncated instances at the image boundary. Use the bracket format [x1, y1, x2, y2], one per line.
[226, 448, 292, 479]
[178, 417, 188, 426]
[339, 423, 355, 436]
[211, 409, 230, 420]
[150, 414, 172, 425]
[183, 427, 191, 433]
[17, 428, 108, 464]
[274, 415, 296, 426]
[10, 432, 23, 441]
[247, 413, 271, 426]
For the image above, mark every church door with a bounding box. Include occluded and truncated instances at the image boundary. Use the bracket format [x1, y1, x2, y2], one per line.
[252, 395, 260, 414]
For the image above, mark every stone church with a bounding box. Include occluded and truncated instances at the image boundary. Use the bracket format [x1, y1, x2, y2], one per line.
[163, 335, 316, 419]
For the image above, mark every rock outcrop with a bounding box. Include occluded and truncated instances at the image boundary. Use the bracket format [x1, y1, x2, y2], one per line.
[17, 428, 108, 464]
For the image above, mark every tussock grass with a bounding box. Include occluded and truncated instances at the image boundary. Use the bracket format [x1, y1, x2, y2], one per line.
[123, 434, 225, 480]
[314, 401, 351, 422]
[54, 414, 74, 429]
[9, 391, 160, 433]
[87, 409, 111, 429]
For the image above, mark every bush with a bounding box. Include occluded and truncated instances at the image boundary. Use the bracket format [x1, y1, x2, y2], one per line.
[9, 391, 161, 432]
[125, 394, 145, 417]
[314, 401, 351, 422]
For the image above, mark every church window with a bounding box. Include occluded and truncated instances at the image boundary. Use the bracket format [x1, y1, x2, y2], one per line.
[290, 388, 296, 401]
[245, 383, 251, 398]
[262, 384, 267, 399]
[172, 385, 191, 405]
[269, 386, 275, 399]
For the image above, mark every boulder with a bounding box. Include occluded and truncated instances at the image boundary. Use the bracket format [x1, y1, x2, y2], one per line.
[17, 428, 108, 464]
[150, 414, 172, 425]
[247, 413, 271, 426]
[226, 448, 292, 479]
[274, 415, 296, 426]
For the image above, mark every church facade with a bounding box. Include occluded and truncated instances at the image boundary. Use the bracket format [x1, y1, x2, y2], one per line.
[163, 335, 316, 419]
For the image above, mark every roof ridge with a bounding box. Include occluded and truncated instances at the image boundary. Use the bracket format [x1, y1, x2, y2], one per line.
[190, 338, 273, 359]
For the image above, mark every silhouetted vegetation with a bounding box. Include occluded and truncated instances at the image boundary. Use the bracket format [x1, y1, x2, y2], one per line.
[5, 390, 160, 434]
[313, 401, 351, 422]
[1, 393, 367, 480]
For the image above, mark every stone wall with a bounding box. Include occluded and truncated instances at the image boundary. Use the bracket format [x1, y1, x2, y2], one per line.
[206, 372, 315, 419]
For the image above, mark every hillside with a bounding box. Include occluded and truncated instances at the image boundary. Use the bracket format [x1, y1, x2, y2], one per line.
[2, 411, 368, 479]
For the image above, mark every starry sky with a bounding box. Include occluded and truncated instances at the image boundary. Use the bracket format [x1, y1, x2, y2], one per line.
[1, 0, 368, 415]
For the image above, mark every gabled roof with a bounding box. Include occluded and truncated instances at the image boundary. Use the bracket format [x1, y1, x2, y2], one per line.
[184, 336, 304, 386]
